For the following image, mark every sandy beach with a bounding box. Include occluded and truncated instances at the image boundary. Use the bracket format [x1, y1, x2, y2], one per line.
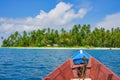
[0, 47, 120, 50]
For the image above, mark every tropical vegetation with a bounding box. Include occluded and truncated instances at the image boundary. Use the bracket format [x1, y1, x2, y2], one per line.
[1, 24, 120, 47]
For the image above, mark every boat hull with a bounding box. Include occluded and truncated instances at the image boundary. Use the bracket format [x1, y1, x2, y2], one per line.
[43, 57, 120, 80]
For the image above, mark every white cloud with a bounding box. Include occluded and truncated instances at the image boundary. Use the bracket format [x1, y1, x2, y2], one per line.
[0, 2, 88, 35]
[96, 12, 120, 29]
[35, 2, 88, 26]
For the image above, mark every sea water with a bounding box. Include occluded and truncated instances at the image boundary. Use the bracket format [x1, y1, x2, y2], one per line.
[0, 48, 120, 80]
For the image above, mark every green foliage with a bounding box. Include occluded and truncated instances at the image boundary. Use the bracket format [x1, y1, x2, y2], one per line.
[1, 24, 120, 47]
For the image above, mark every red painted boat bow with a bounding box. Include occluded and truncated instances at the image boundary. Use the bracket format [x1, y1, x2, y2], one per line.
[43, 56, 120, 80]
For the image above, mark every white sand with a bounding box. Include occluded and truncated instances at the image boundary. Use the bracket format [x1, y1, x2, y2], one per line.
[0, 47, 120, 50]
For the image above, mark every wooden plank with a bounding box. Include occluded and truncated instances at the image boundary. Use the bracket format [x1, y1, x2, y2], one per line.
[94, 64, 101, 80]
[86, 57, 92, 78]
[72, 64, 85, 69]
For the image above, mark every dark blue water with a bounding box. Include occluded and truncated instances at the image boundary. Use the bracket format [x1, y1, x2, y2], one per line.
[0, 48, 120, 80]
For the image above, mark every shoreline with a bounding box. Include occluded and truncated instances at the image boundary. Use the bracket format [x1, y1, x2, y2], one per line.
[0, 47, 120, 50]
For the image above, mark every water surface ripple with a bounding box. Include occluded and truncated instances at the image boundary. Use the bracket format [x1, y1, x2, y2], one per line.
[0, 48, 119, 80]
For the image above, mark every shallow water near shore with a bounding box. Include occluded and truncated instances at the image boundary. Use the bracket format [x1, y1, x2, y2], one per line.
[0, 48, 120, 80]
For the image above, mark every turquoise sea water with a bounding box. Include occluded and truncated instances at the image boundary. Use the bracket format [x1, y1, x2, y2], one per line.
[0, 48, 120, 80]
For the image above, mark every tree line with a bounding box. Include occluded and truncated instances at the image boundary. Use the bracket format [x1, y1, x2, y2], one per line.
[1, 24, 120, 47]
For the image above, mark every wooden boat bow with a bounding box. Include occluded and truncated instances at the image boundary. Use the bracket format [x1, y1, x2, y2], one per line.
[43, 50, 120, 80]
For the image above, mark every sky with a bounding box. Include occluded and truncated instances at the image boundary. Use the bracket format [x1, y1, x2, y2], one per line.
[0, 0, 120, 46]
